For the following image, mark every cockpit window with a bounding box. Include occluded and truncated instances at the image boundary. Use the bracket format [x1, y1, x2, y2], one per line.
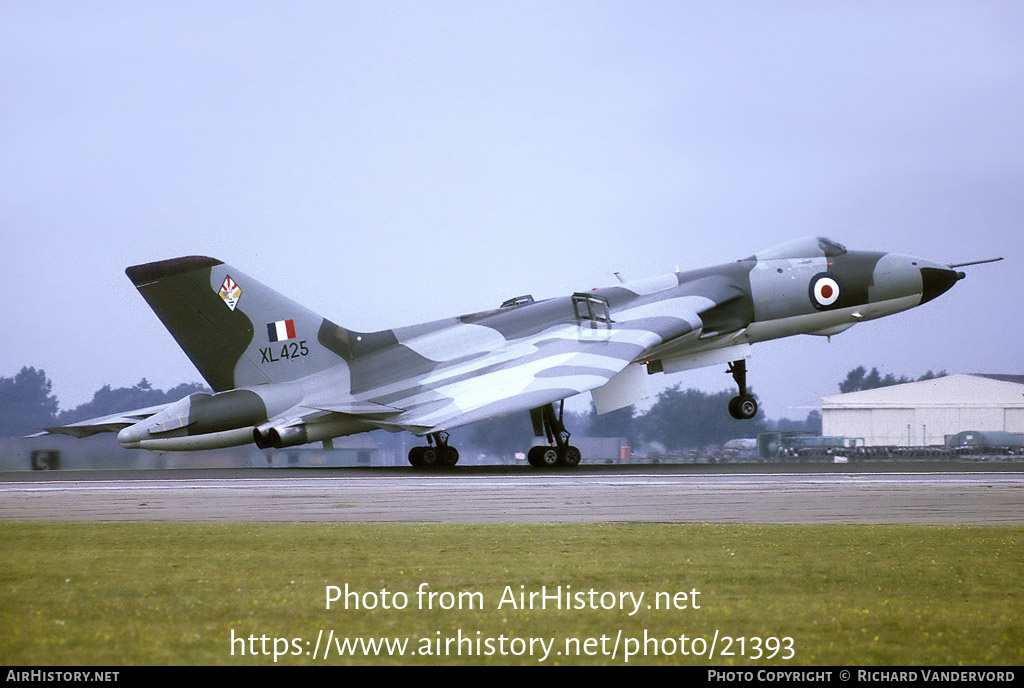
[751, 236, 847, 261]
[817, 237, 847, 256]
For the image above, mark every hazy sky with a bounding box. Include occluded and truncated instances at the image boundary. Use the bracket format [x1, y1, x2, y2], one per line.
[2, 2, 1021, 421]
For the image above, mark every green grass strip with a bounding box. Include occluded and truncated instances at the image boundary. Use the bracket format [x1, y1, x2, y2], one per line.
[1, 522, 1020, 665]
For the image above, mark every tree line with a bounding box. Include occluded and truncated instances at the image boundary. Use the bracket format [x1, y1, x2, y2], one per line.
[1, 364, 945, 450]
[0, 367, 208, 437]
[838, 366, 946, 394]
[456, 388, 821, 458]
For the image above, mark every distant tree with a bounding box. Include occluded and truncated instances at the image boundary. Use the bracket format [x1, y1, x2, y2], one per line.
[862, 367, 886, 390]
[768, 410, 822, 434]
[57, 379, 210, 424]
[839, 366, 866, 393]
[463, 413, 537, 459]
[460, 407, 593, 459]
[584, 403, 640, 446]
[839, 366, 947, 393]
[0, 367, 59, 436]
[639, 385, 766, 450]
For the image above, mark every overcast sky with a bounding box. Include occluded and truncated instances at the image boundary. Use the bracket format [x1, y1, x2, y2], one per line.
[2, 1, 1021, 421]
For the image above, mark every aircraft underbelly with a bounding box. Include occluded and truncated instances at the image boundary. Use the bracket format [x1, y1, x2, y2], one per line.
[744, 294, 921, 343]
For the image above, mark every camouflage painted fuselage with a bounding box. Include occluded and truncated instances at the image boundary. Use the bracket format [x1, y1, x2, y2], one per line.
[59, 237, 963, 451]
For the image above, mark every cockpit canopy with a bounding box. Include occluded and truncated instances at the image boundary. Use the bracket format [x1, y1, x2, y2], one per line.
[750, 236, 848, 261]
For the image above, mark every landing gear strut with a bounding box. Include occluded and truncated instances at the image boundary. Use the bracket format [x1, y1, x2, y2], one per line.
[727, 360, 758, 420]
[408, 431, 459, 467]
[527, 402, 582, 468]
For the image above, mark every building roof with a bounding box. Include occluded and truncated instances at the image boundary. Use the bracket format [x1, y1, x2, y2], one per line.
[822, 374, 1024, 409]
[973, 373, 1024, 385]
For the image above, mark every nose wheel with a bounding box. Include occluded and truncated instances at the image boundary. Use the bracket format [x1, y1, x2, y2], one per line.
[727, 360, 758, 420]
[728, 394, 758, 420]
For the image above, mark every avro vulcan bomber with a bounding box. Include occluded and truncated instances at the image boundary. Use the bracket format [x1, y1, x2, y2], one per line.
[42, 237, 999, 467]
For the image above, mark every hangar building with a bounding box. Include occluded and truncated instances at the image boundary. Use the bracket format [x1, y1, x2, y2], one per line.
[821, 374, 1024, 447]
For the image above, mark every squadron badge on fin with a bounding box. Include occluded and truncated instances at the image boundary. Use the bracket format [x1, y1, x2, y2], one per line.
[218, 276, 241, 311]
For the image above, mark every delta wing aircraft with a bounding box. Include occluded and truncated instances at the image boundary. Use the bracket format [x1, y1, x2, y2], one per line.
[42, 237, 999, 467]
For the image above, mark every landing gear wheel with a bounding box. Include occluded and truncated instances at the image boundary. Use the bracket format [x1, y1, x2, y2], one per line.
[408, 445, 440, 466]
[559, 445, 582, 467]
[527, 446, 560, 467]
[420, 446, 438, 466]
[441, 446, 459, 466]
[539, 447, 559, 467]
[410, 432, 460, 468]
[526, 402, 585, 468]
[728, 394, 758, 420]
[726, 360, 757, 420]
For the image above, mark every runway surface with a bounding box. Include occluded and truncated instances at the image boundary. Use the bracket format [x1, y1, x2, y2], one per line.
[2, 464, 1021, 524]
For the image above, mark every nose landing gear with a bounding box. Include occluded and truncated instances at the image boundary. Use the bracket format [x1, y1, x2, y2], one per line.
[727, 360, 758, 420]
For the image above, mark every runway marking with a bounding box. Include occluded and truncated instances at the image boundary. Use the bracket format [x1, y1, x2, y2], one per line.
[3, 471, 1022, 488]
[3, 472, 1020, 525]
[3, 472, 1022, 494]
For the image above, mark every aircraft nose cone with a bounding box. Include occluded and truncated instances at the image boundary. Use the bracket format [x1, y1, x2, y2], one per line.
[919, 266, 963, 304]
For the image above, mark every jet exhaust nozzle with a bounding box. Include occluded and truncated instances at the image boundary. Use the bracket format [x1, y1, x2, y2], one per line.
[253, 420, 308, 449]
[253, 415, 371, 449]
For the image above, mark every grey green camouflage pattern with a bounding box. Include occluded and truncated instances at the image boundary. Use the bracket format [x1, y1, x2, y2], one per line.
[45, 236, 982, 466]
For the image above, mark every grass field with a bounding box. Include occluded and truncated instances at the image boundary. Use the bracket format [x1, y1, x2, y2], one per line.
[1, 522, 1020, 665]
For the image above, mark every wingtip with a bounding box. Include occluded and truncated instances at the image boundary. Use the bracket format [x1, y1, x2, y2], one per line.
[125, 256, 223, 286]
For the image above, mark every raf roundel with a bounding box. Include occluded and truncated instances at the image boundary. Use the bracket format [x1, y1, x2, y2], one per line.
[809, 273, 841, 310]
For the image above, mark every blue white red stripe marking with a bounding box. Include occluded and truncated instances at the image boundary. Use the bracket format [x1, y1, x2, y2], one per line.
[267, 319, 297, 342]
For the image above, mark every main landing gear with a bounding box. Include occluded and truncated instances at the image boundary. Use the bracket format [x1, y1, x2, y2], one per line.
[527, 402, 582, 468]
[408, 431, 459, 467]
[727, 359, 758, 420]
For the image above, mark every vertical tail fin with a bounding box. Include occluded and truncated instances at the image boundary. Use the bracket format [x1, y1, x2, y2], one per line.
[125, 256, 357, 390]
